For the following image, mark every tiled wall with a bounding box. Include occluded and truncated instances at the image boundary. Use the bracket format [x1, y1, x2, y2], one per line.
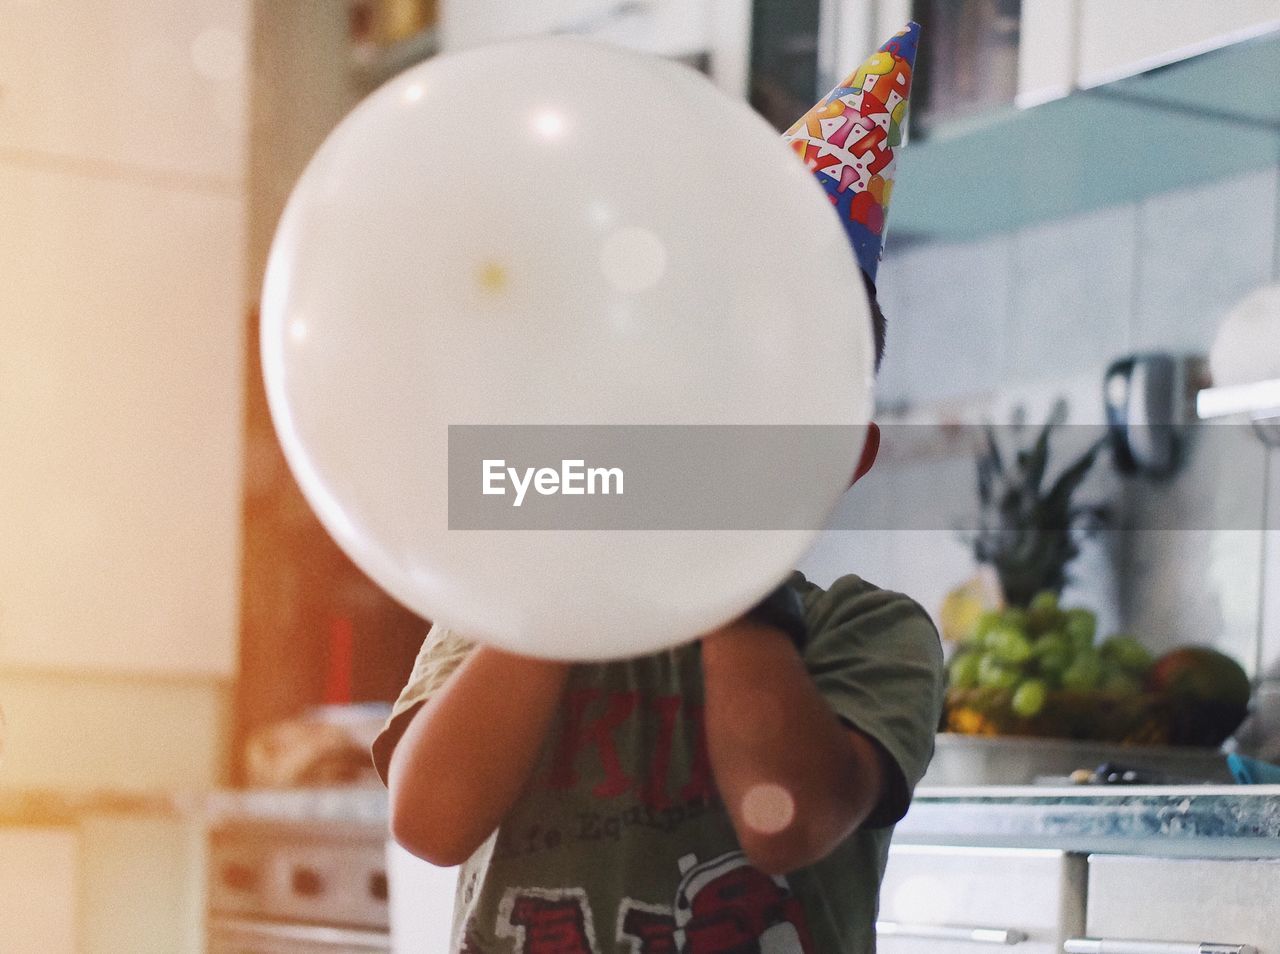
[798, 165, 1280, 746]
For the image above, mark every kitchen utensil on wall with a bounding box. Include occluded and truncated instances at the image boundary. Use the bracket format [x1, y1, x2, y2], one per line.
[1104, 353, 1194, 478]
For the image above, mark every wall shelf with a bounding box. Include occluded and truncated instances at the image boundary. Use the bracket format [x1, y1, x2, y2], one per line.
[891, 28, 1280, 242]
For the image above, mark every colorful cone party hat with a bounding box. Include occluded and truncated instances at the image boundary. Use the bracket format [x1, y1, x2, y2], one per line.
[784, 22, 920, 283]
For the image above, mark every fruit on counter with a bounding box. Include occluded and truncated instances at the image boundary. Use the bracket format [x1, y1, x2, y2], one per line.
[1026, 590, 1061, 634]
[977, 653, 1020, 690]
[984, 623, 1033, 665]
[1145, 647, 1251, 748]
[1100, 669, 1142, 696]
[943, 592, 1253, 746]
[1099, 634, 1154, 674]
[1063, 608, 1097, 649]
[974, 609, 1003, 642]
[945, 591, 1120, 699]
[1060, 648, 1104, 692]
[948, 651, 982, 689]
[937, 570, 1003, 643]
[1010, 678, 1048, 718]
[1147, 647, 1251, 708]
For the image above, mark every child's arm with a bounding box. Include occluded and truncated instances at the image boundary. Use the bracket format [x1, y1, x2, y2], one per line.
[387, 646, 570, 866]
[701, 619, 889, 876]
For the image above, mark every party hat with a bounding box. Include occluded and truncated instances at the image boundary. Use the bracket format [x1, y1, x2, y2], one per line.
[784, 22, 920, 283]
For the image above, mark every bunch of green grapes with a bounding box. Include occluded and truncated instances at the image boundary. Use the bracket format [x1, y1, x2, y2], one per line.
[946, 592, 1154, 718]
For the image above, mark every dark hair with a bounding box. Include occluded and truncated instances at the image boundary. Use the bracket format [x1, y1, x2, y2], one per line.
[861, 270, 887, 372]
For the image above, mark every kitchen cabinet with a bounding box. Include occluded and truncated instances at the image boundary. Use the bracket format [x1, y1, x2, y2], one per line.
[1016, 0, 1079, 108]
[79, 813, 207, 954]
[0, 0, 247, 794]
[436, 0, 764, 97]
[877, 844, 1085, 954]
[1080, 854, 1280, 953]
[0, 812, 206, 954]
[0, 160, 245, 678]
[831, 1, 1280, 118]
[1076, 0, 1280, 89]
[440, 0, 710, 60]
[0, 827, 79, 954]
[0, 0, 248, 184]
[888, 28, 1280, 240]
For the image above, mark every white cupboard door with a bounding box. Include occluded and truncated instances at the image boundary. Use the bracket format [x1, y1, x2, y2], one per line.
[0, 827, 79, 954]
[440, 0, 710, 59]
[0, 0, 249, 183]
[1077, 0, 1280, 88]
[441, 0, 629, 49]
[1017, 0, 1079, 108]
[878, 845, 1085, 954]
[1084, 855, 1280, 952]
[0, 163, 245, 677]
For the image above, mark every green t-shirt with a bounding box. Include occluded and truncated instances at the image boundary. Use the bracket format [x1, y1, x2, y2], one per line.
[373, 572, 944, 953]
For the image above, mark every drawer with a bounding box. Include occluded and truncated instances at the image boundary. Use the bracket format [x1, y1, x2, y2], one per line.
[1083, 855, 1279, 952]
[878, 845, 1085, 954]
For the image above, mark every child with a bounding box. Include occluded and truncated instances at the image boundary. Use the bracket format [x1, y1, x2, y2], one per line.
[374, 24, 943, 954]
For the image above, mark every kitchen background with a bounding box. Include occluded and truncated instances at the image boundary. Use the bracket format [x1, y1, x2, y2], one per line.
[3, 1, 1280, 951]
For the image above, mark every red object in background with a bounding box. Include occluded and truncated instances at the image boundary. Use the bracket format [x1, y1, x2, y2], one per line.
[324, 616, 355, 705]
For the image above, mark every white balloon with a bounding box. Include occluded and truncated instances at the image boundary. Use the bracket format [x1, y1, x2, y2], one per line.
[261, 37, 873, 660]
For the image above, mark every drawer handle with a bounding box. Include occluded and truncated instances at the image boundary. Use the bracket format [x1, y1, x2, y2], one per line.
[876, 921, 1029, 945]
[1065, 940, 1255, 954]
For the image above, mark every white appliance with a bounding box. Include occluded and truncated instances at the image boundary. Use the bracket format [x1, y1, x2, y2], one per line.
[387, 840, 459, 953]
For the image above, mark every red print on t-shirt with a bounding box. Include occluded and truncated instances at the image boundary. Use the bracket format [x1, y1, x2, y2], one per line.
[498, 888, 597, 954]
[547, 690, 715, 809]
[672, 851, 815, 953]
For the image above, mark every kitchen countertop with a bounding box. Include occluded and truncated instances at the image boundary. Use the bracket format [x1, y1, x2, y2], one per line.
[0, 788, 201, 826]
[12, 785, 1279, 859]
[205, 786, 390, 830]
[897, 785, 1280, 858]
